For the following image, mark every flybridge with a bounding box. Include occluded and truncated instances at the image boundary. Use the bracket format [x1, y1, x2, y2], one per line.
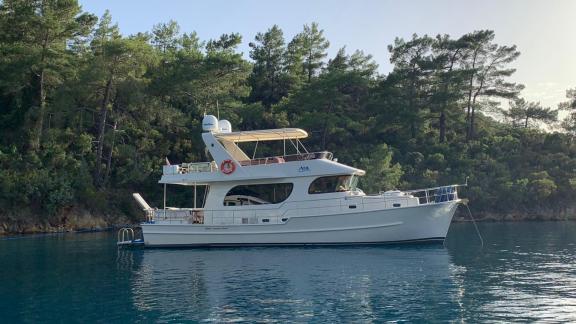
[158, 115, 365, 183]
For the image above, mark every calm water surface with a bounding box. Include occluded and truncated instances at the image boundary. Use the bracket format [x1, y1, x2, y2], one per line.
[1, 222, 575, 323]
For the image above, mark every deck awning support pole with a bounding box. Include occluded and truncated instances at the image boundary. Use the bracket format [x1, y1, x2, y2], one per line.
[163, 183, 167, 219]
[194, 182, 197, 209]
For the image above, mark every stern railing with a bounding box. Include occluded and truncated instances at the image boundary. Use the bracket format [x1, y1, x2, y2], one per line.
[163, 161, 217, 175]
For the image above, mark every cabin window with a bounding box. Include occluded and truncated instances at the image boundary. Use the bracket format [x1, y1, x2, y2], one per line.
[308, 175, 353, 194]
[223, 183, 293, 206]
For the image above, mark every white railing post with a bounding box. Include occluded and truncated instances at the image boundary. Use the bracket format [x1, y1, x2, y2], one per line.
[163, 183, 167, 220]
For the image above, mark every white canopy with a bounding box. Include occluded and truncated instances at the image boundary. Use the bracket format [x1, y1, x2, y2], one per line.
[214, 128, 308, 143]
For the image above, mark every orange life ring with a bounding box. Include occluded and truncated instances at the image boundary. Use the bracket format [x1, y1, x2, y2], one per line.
[220, 159, 236, 174]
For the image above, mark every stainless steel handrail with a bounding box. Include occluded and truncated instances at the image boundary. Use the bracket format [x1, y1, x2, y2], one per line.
[404, 185, 461, 204]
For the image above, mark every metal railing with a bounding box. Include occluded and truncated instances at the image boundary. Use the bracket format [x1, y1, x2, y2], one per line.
[404, 185, 461, 205]
[240, 151, 333, 166]
[147, 184, 463, 225]
[282, 151, 333, 162]
[151, 207, 291, 225]
[163, 152, 334, 174]
[163, 161, 217, 175]
[154, 209, 205, 224]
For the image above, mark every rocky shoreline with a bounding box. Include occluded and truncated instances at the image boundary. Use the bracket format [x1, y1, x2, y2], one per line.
[0, 206, 135, 235]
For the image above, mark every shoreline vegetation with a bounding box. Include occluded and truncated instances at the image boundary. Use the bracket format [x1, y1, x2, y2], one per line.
[1, 209, 575, 235]
[1, 1, 576, 234]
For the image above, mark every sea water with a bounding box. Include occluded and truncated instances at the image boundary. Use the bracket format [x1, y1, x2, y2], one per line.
[1, 222, 575, 322]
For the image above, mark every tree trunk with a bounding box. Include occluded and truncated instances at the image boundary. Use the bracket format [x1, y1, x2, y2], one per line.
[307, 49, 313, 83]
[524, 116, 529, 128]
[439, 111, 446, 143]
[438, 50, 459, 144]
[29, 70, 46, 150]
[470, 105, 476, 140]
[465, 83, 475, 141]
[465, 50, 479, 142]
[468, 76, 485, 141]
[103, 121, 117, 186]
[95, 75, 114, 186]
[28, 0, 50, 151]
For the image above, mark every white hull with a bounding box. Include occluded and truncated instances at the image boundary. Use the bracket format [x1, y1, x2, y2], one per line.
[141, 201, 459, 247]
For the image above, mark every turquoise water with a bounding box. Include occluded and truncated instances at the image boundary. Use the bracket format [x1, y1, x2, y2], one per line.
[1, 222, 575, 322]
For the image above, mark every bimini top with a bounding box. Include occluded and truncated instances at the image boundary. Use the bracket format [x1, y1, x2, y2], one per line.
[214, 128, 308, 143]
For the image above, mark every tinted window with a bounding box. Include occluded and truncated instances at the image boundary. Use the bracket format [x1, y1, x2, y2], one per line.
[308, 176, 352, 194]
[224, 183, 293, 206]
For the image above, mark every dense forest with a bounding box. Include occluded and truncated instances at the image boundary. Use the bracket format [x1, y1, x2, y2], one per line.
[1, 0, 576, 232]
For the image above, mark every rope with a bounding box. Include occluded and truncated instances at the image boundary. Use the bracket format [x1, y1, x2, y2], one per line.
[465, 204, 484, 248]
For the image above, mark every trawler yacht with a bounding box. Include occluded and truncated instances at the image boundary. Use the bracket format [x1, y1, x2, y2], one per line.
[128, 115, 462, 247]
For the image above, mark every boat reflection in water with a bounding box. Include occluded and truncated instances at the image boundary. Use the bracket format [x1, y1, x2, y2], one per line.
[122, 246, 464, 322]
[117, 222, 576, 322]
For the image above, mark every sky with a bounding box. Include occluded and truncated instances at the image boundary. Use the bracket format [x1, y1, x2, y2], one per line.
[81, 0, 576, 109]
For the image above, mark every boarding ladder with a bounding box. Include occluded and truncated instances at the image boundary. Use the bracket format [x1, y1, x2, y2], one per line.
[117, 227, 144, 247]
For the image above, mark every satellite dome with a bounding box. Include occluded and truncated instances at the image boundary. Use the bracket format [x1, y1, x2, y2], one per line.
[219, 119, 232, 133]
[202, 115, 219, 132]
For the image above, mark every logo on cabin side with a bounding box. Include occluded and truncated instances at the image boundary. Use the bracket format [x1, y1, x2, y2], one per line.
[298, 166, 310, 172]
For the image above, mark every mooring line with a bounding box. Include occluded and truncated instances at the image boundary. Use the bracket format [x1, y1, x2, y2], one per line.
[465, 204, 484, 248]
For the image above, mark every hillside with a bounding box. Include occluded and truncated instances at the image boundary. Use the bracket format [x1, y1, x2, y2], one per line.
[1, 1, 576, 233]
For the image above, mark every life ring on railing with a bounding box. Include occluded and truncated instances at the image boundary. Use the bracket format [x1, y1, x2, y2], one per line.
[220, 159, 236, 175]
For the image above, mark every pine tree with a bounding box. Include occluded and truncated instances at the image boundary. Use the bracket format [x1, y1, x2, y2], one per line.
[290, 22, 330, 83]
[0, 0, 96, 150]
[504, 98, 557, 128]
[460, 30, 523, 140]
[387, 34, 436, 139]
[559, 88, 576, 135]
[152, 20, 180, 54]
[248, 25, 288, 109]
[87, 11, 155, 187]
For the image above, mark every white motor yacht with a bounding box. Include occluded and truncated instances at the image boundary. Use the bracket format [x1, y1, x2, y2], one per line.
[128, 115, 462, 247]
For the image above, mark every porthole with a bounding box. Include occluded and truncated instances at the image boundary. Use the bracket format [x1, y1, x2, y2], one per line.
[393, 203, 401, 208]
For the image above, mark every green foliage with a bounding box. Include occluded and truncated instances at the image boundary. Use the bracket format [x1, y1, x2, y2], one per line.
[504, 98, 558, 128]
[248, 25, 289, 109]
[0, 2, 574, 223]
[358, 144, 403, 193]
[528, 172, 557, 200]
[560, 88, 576, 135]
